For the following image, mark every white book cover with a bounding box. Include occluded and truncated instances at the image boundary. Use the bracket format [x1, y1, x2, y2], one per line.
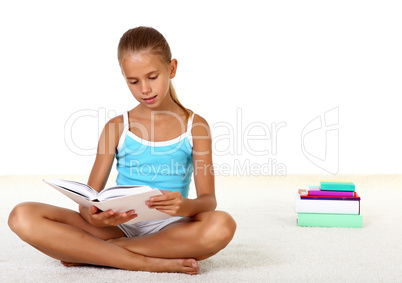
[44, 179, 172, 224]
[293, 193, 360, 214]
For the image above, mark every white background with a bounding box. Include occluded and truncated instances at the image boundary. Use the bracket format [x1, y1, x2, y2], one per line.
[0, 0, 401, 176]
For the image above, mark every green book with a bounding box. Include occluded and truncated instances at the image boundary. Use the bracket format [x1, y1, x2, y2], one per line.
[297, 213, 363, 228]
[320, 181, 355, 192]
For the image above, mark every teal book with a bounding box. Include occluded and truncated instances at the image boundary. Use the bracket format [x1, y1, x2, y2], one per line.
[320, 181, 355, 192]
[297, 213, 363, 228]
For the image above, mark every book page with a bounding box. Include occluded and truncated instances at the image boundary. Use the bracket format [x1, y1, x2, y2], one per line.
[44, 179, 98, 200]
[98, 185, 153, 201]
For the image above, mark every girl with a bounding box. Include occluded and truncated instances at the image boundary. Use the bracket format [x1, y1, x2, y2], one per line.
[8, 26, 236, 275]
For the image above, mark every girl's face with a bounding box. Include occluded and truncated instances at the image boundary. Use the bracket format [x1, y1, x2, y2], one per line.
[121, 52, 177, 109]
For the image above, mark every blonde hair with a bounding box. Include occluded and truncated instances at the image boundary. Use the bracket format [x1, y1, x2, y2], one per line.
[118, 26, 192, 119]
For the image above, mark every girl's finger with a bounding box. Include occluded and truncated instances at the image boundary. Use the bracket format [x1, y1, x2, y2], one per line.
[147, 200, 176, 208]
[118, 211, 137, 219]
[93, 210, 114, 221]
[151, 192, 181, 203]
[88, 206, 99, 215]
[149, 194, 173, 202]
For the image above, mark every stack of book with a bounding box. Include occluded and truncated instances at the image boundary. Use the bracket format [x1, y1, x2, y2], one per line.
[294, 181, 363, 228]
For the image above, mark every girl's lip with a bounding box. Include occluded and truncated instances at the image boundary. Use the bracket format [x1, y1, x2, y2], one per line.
[143, 95, 157, 103]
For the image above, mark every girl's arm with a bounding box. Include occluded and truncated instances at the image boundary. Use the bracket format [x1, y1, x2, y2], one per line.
[87, 117, 119, 192]
[147, 114, 217, 217]
[79, 116, 137, 227]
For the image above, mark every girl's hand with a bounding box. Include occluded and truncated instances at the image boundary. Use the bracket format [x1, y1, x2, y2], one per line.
[146, 190, 188, 217]
[87, 206, 137, 227]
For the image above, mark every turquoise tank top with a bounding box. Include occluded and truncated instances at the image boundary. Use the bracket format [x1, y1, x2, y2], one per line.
[115, 111, 194, 198]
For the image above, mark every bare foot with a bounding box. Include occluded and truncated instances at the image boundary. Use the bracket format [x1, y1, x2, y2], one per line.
[178, 258, 199, 275]
[108, 238, 199, 274]
[145, 257, 199, 275]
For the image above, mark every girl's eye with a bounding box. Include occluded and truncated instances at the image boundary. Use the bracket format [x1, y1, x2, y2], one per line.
[149, 76, 158, 80]
[129, 81, 138, 85]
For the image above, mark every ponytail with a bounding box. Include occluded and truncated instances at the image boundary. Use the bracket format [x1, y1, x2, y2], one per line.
[169, 80, 193, 121]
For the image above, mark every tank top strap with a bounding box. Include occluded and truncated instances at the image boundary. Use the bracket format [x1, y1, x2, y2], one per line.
[123, 111, 129, 129]
[186, 113, 195, 134]
[117, 111, 130, 152]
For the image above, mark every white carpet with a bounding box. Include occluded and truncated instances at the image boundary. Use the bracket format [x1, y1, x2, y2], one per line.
[1, 174, 401, 282]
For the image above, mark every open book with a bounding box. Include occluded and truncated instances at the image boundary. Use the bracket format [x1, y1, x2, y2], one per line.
[43, 179, 171, 224]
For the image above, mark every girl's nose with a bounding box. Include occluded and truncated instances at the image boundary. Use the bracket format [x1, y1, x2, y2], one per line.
[141, 82, 152, 94]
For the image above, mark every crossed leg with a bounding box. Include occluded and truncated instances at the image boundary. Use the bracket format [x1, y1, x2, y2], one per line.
[109, 211, 237, 260]
[8, 202, 236, 274]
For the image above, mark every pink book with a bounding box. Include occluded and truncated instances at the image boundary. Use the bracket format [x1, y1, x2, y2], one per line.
[299, 189, 359, 200]
[308, 190, 355, 197]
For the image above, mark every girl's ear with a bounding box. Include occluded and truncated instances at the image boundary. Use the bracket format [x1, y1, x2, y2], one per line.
[169, 59, 178, 79]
